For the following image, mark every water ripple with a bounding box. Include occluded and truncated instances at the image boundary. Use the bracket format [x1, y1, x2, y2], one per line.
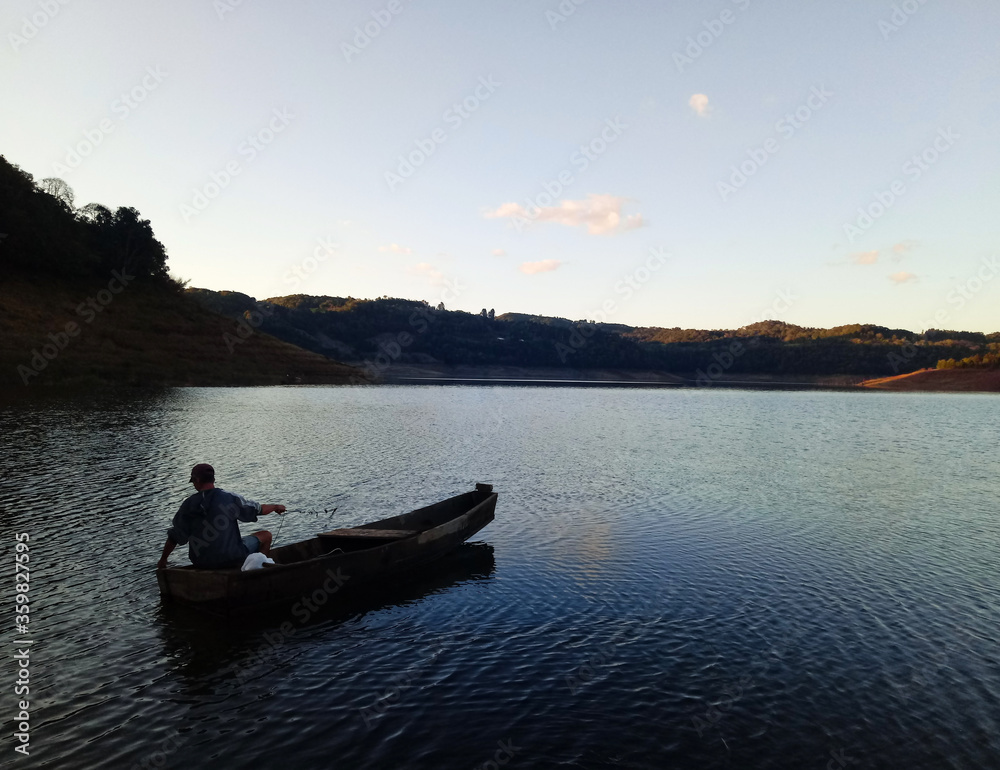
[1, 387, 998, 768]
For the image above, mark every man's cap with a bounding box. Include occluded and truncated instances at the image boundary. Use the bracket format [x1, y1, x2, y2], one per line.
[190, 463, 215, 482]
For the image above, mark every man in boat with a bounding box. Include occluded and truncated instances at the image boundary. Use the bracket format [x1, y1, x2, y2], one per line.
[156, 463, 287, 570]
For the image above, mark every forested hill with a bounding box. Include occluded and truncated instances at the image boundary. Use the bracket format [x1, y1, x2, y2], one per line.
[4, 147, 993, 388]
[188, 290, 999, 379]
[0, 155, 361, 388]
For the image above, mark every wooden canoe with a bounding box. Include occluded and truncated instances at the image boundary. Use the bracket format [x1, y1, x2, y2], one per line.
[156, 483, 497, 614]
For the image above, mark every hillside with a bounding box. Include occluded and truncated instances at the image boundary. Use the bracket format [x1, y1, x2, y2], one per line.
[187, 289, 997, 382]
[862, 369, 1000, 392]
[4, 147, 994, 392]
[0, 154, 362, 389]
[0, 279, 363, 389]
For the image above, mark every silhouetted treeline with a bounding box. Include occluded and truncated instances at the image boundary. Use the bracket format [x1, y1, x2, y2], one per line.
[189, 290, 998, 377]
[0, 155, 172, 284]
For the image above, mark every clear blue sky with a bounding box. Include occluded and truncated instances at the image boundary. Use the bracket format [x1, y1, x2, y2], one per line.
[3, 0, 999, 332]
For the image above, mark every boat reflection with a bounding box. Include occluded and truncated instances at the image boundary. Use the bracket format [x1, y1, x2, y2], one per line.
[154, 542, 495, 679]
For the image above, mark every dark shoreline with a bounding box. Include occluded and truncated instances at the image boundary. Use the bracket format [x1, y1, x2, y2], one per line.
[375, 364, 868, 390]
[6, 367, 996, 395]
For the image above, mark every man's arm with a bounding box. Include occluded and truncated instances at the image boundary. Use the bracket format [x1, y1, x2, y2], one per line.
[260, 504, 286, 516]
[161, 500, 191, 568]
[157, 537, 176, 570]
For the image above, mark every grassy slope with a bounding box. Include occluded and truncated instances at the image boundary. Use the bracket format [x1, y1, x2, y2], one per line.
[861, 368, 1000, 392]
[0, 278, 365, 390]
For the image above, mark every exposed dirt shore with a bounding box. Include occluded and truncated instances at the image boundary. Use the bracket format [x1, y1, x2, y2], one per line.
[861, 368, 1000, 393]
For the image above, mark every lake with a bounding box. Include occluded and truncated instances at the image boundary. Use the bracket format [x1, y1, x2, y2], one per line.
[2, 385, 998, 769]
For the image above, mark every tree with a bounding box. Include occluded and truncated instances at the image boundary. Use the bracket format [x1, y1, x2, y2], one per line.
[76, 202, 112, 226]
[39, 177, 74, 211]
[488, 308, 495, 320]
[88, 206, 169, 282]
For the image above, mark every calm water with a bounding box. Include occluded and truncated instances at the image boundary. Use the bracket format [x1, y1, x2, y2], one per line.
[1, 385, 999, 769]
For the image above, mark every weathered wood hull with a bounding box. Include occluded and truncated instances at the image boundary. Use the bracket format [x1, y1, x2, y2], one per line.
[156, 484, 497, 614]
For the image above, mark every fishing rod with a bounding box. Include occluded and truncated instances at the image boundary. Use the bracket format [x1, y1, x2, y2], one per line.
[272, 506, 339, 547]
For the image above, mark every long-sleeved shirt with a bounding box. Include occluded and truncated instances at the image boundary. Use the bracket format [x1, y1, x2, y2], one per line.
[167, 488, 261, 568]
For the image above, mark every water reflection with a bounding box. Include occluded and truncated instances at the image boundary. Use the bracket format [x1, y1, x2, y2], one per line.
[156, 543, 496, 680]
[3, 386, 1000, 769]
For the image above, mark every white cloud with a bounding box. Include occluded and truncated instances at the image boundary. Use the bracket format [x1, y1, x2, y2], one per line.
[852, 250, 879, 265]
[411, 262, 445, 285]
[380, 243, 412, 254]
[889, 271, 918, 284]
[485, 194, 644, 236]
[519, 260, 561, 275]
[689, 93, 711, 117]
[493, 248, 506, 257]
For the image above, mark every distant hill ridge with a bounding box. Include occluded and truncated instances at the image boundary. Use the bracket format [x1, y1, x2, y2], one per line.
[186, 289, 999, 380]
[2, 148, 995, 390]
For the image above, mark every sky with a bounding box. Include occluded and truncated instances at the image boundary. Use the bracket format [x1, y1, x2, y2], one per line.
[2, 0, 999, 332]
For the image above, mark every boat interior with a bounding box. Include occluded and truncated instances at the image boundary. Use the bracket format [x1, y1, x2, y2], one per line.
[269, 487, 492, 565]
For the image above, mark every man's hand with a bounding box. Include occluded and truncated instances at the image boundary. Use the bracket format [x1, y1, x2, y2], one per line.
[262, 504, 287, 515]
[158, 537, 176, 570]
[275, 504, 286, 515]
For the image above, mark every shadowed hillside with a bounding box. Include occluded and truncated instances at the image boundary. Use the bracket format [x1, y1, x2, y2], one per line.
[187, 290, 997, 382]
[0, 154, 363, 389]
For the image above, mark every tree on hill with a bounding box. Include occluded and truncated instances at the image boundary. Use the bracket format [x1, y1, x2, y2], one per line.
[89, 205, 170, 281]
[77, 202, 113, 226]
[0, 155, 172, 285]
[39, 177, 75, 210]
